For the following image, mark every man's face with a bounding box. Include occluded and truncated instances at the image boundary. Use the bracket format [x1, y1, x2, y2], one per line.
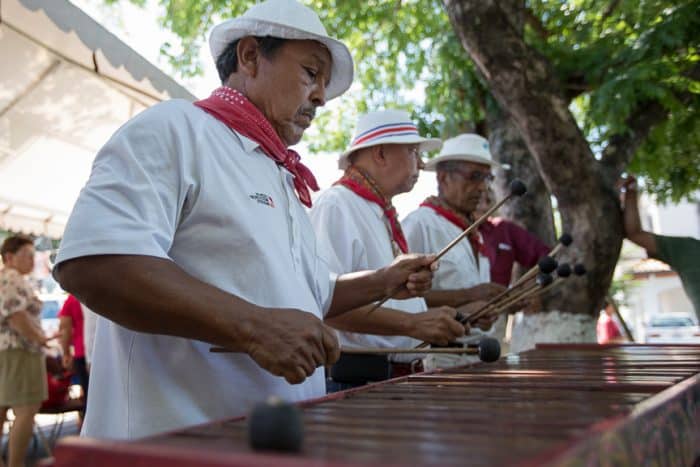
[439, 161, 493, 214]
[383, 143, 424, 196]
[247, 39, 332, 146]
[474, 190, 492, 218]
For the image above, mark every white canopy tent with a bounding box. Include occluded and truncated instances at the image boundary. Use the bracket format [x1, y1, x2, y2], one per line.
[0, 0, 195, 238]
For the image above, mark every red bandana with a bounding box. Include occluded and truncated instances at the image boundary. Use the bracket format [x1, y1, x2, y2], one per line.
[194, 87, 319, 207]
[335, 166, 408, 255]
[420, 196, 485, 255]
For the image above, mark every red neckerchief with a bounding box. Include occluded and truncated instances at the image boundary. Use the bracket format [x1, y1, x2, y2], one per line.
[335, 166, 408, 255]
[194, 87, 319, 207]
[420, 196, 485, 255]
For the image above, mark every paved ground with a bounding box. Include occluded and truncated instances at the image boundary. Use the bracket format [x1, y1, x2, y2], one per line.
[2, 412, 80, 466]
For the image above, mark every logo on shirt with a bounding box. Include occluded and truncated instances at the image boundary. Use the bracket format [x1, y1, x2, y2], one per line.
[249, 192, 275, 208]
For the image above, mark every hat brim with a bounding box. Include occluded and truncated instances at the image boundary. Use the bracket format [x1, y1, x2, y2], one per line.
[210, 18, 354, 100]
[423, 153, 501, 171]
[338, 136, 442, 170]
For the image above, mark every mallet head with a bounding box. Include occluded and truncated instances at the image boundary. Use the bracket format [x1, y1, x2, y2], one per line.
[536, 272, 554, 287]
[478, 337, 501, 363]
[558, 233, 573, 246]
[537, 256, 558, 274]
[509, 179, 527, 197]
[556, 263, 572, 278]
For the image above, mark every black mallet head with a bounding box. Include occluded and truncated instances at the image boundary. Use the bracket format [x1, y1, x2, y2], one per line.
[536, 272, 554, 287]
[248, 397, 304, 453]
[558, 233, 573, 246]
[509, 179, 527, 197]
[537, 256, 558, 274]
[478, 337, 501, 363]
[556, 263, 572, 278]
[574, 263, 587, 276]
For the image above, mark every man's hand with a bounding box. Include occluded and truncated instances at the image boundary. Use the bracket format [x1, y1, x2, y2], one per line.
[380, 254, 437, 299]
[457, 301, 497, 331]
[407, 307, 465, 346]
[618, 175, 657, 254]
[245, 309, 340, 385]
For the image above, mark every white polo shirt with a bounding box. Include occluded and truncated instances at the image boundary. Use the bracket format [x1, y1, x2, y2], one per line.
[310, 185, 425, 359]
[56, 99, 335, 440]
[402, 206, 491, 289]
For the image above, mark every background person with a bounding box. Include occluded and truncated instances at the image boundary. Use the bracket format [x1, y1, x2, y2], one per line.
[403, 134, 508, 369]
[0, 235, 49, 467]
[621, 176, 699, 318]
[596, 300, 625, 344]
[58, 295, 90, 404]
[475, 188, 550, 287]
[311, 110, 466, 391]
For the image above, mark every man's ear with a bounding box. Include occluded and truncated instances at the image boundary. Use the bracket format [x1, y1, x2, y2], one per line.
[372, 145, 387, 167]
[436, 170, 448, 186]
[237, 37, 260, 77]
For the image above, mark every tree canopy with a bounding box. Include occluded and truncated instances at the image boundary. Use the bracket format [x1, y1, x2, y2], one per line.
[110, 0, 700, 202]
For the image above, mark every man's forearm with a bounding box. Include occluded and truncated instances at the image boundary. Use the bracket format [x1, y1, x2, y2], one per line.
[424, 289, 469, 308]
[624, 191, 657, 254]
[58, 317, 72, 356]
[8, 311, 45, 345]
[325, 305, 412, 336]
[55, 255, 262, 351]
[327, 270, 388, 318]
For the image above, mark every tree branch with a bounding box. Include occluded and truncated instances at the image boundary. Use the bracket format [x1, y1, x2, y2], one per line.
[524, 7, 549, 40]
[601, 89, 696, 181]
[601, 62, 700, 180]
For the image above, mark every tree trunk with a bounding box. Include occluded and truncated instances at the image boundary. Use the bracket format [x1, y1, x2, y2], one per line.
[485, 103, 555, 245]
[443, 0, 624, 321]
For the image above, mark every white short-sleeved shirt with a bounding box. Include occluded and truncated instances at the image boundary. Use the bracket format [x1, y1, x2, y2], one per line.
[402, 206, 496, 345]
[403, 206, 491, 290]
[310, 185, 425, 360]
[56, 99, 335, 440]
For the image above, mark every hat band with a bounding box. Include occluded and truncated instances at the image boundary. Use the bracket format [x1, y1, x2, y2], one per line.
[352, 123, 419, 146]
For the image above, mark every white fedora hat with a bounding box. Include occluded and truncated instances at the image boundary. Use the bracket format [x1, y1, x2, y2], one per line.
[338, 110, 442, 170]
[423, 133, 501, 171]
[209, 0, 353, 100]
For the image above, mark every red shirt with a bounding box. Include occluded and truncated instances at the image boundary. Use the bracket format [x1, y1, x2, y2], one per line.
[597, 313, 622, 344]
[479, 218, 550, 286]
[58, 294, 85, 358]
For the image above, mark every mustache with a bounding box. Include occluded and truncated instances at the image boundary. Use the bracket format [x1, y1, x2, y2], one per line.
[298, 107, 316, 120]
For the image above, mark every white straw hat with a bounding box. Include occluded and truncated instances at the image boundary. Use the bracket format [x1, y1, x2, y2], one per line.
[209, 0, 353, 100]
[423, 133, 501, 171]
[338, 110, 442, 170]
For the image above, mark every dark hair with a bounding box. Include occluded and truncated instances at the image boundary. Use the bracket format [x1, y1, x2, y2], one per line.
[1, 234, 33, 262]
[216, 36, 288, 83]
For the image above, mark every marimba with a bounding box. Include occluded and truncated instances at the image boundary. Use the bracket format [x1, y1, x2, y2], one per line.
[49, 344, 700, 466]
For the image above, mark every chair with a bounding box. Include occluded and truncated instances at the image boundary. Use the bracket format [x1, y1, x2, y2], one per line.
[34, 398, 85, 456]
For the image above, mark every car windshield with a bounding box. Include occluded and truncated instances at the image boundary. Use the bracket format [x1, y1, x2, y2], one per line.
[650, 317, 695, 328]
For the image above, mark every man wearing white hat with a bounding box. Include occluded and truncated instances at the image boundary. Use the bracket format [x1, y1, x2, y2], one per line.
[402, 133, 508, 369]
[310, 110, 471, 391]
[53, 0, 437, 440]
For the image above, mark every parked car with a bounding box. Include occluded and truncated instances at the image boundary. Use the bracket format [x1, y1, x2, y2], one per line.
[644, 313, 700, 343]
